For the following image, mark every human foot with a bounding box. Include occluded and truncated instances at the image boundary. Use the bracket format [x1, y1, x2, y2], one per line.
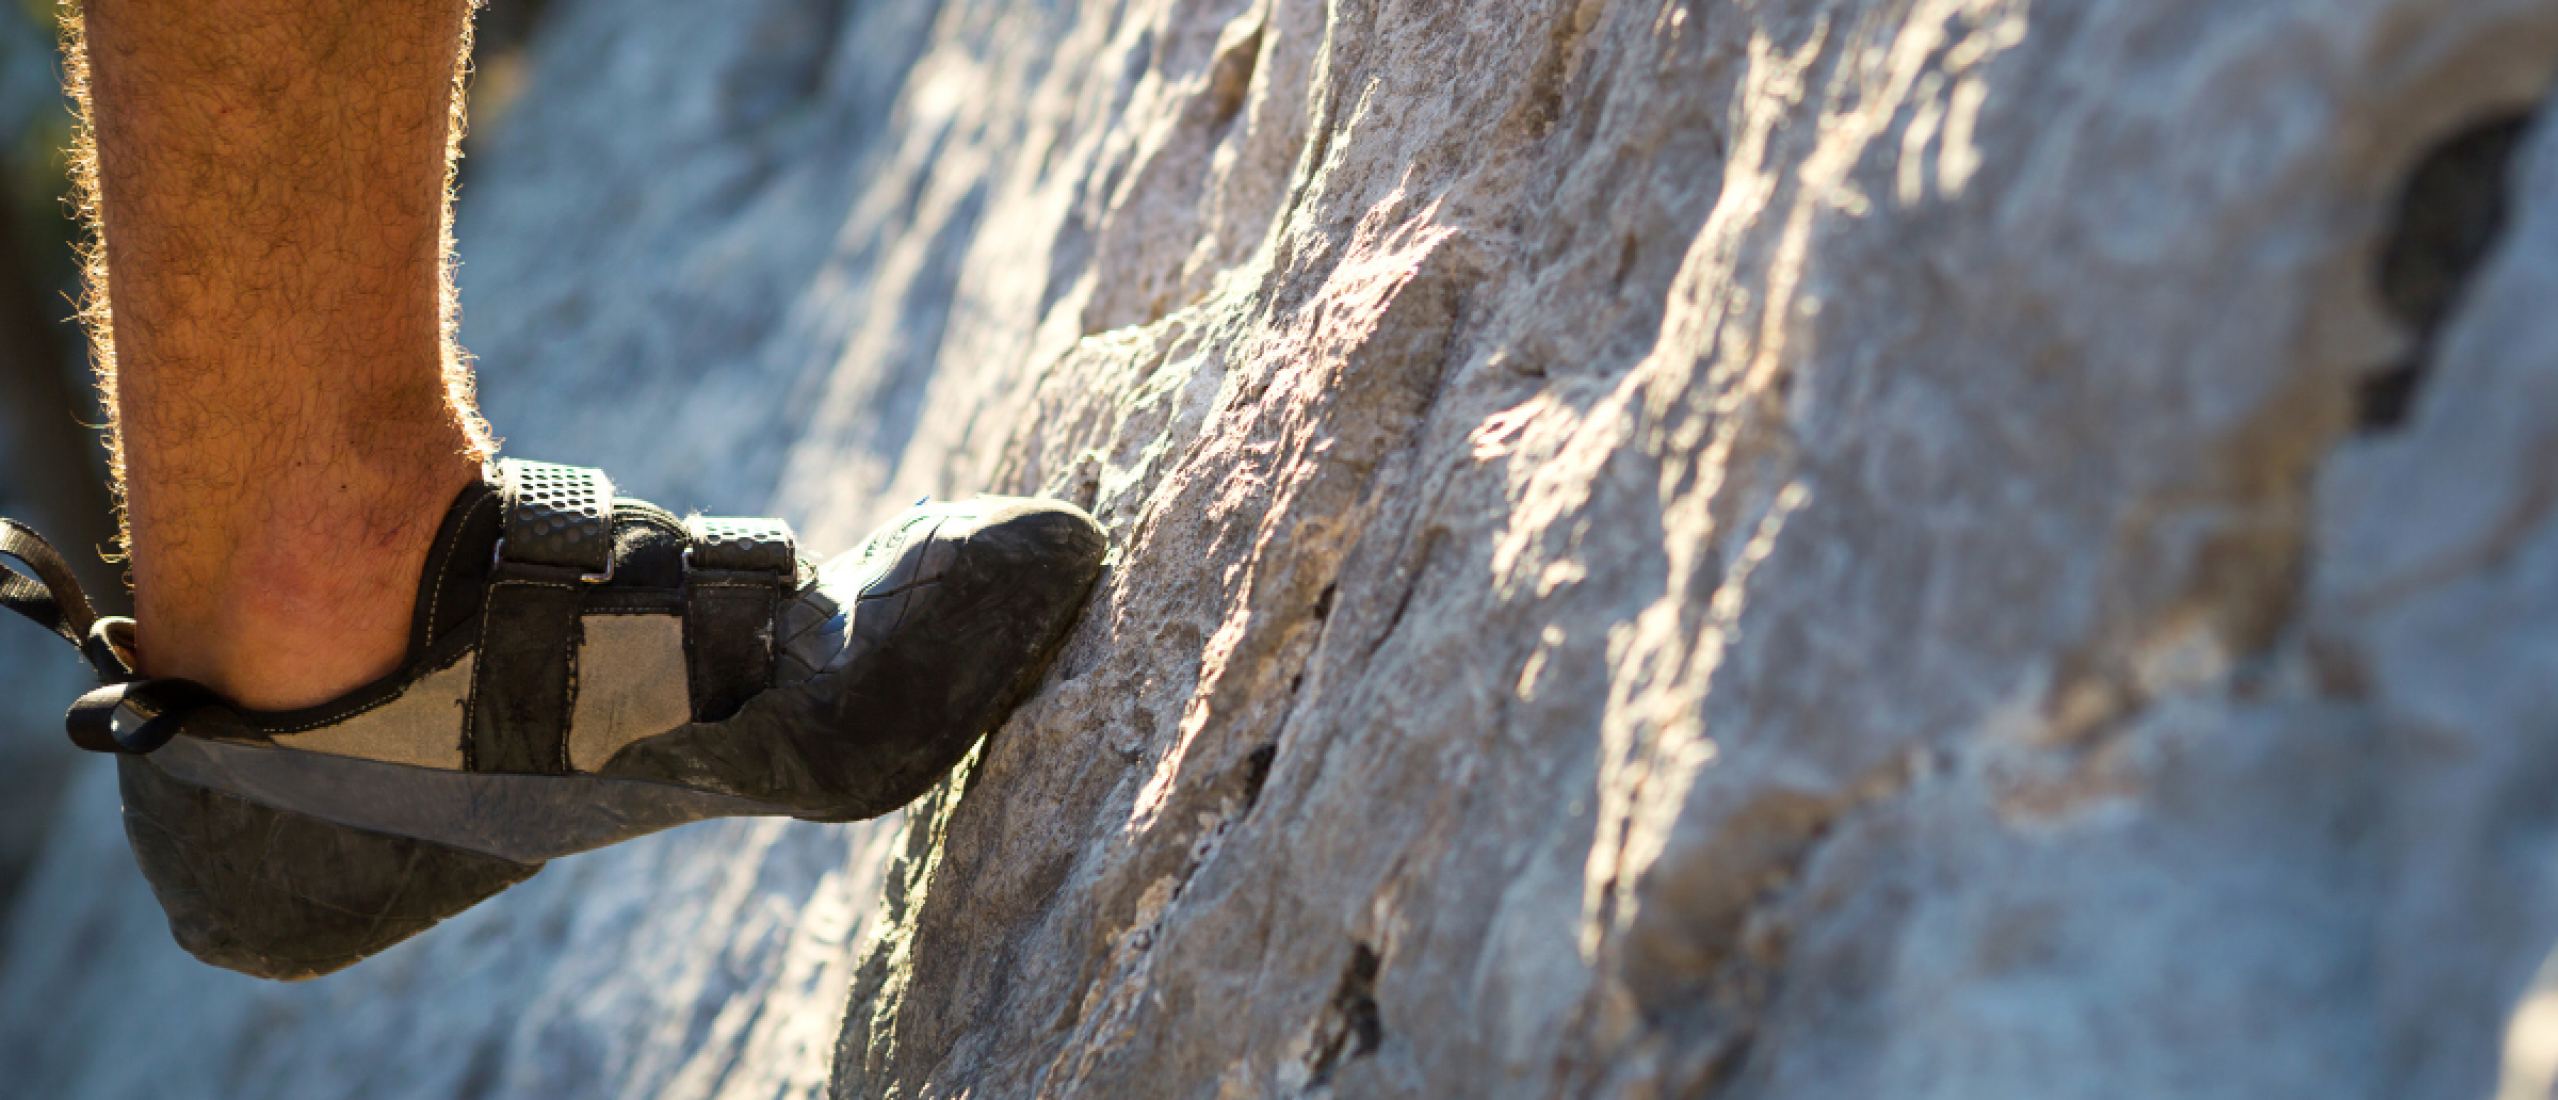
[0, 458, 1107, 978]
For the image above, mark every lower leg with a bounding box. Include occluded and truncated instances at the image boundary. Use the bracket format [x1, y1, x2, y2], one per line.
[74, 0, 490, 710]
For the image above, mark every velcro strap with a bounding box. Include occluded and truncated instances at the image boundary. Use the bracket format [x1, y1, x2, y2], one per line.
[468, 580, 578, 777]
[469, 578, 582, 775]
[67, 678, 222, 754]
[468, 458, 613, 774]
[495, 459, 614, 577]
[684, 516, 797, 578]
[682, 518, 790, 724]
[1, 518, 95, 649]
[684, 583, 777, 724]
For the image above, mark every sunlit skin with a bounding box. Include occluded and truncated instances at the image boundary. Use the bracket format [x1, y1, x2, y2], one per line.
[74, 0, 489, 710]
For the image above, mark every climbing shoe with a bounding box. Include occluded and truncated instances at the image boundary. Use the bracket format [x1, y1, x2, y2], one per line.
[0, 458, 1107, 979]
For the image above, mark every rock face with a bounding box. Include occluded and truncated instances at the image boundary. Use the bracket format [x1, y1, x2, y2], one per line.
[9, 0, 2558, 1096]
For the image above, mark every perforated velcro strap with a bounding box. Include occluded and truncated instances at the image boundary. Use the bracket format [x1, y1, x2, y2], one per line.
[684, 517, 797, 578]
[495, 459, 614, 577]
[681, 518, 791, 724]
[470, 458, 612, 775]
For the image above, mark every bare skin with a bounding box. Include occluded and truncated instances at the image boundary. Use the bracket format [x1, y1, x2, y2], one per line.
[76, 0, 489, 710]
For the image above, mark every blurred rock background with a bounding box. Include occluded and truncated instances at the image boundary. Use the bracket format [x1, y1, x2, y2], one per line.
[0, 2, 918, 1097]
[0, 0, 115, 919]
[3, 0, 2558, 1097]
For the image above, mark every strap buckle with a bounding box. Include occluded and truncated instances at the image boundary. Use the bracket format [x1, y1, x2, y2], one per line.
[66, 678, 222, 754]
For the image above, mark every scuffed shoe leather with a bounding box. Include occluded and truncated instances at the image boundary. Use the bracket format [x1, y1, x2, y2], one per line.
[601, 498, 1110, 819]
[117, 757, 540, 982]
[0, 460, 1107, 979]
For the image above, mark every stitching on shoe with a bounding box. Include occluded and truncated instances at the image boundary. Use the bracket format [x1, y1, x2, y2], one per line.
[462, 580, 497, 772]
[231, 644, 466, 736]
[857, 577, 940, 601]
[560, 611, 581, 774]
[680, 579, 698, 722]
[471, 577, 577, 775]
[231, 493, 499, 738]
[425, 491, 498, 651]
[256, 641, 470, 735]
[259, 667, 428, 735]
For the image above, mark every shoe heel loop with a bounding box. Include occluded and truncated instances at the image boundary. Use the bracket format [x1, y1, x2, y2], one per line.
[0, 517, 98, 652]
[66, 678, 225, 754]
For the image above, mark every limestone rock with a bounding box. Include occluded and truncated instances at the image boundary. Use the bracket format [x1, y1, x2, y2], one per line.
[9, 0, 2558, 1096]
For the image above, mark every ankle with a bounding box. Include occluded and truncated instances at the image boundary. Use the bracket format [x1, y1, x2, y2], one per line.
[132, 455, 477, 710]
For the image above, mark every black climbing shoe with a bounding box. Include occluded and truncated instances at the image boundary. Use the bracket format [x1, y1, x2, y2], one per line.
[0, 459, 1106, 979]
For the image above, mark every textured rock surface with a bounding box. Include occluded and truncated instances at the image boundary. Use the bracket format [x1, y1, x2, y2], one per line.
[10, 0, 2558, 1097]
